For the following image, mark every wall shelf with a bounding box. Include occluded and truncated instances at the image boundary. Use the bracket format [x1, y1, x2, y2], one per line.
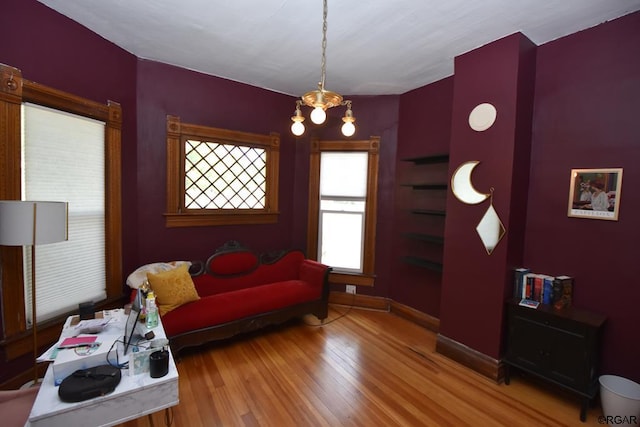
[402, 233, 444, 244]
[401, 154, 450, 165]
[401, 256, 443, 272]
[401, 183, 448, 190]
[411, 209, 446, 216]
[398, 153, 449, 277]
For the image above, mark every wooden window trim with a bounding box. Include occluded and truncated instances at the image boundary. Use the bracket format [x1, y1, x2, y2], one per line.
[0, 64, 123, 360]
[306, 137, 380, 286]
[165, 115, 280, 227]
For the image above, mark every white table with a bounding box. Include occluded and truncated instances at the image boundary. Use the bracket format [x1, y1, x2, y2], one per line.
[28, 309, 179, 427]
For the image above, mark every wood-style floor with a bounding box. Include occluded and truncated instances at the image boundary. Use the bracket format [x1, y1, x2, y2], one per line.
[119, 306, 604, 427]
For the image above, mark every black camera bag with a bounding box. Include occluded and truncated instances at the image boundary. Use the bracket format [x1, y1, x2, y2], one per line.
[58, 364, 122, 402]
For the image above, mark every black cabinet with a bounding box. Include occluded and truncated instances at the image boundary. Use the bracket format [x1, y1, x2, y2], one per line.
[504, 299, 606, 422]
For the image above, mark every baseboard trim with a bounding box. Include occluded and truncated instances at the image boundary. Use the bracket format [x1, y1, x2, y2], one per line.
[435, 333, 504, 383]
[328, 292, 504, 383]
[389, 300, 440, 332]
[329, 291, 389, 311]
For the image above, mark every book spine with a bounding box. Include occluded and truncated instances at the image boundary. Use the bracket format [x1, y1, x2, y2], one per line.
[553, 276, 574, 309]
[526, 275, 535, 300]
[542, 276, 554, 304]
[514, 268, 530, 299]
[533, 275, 543, 302]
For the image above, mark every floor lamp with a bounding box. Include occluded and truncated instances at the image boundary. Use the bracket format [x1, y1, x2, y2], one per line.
[0, 201, 68, 386]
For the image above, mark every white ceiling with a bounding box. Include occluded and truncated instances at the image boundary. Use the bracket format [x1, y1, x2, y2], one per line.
[37, 0, 640, 96]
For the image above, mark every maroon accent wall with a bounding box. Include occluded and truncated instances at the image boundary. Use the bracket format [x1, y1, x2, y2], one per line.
[134, 60, 299, 265]
[393, 78, 454, 316]
[0, 0, 137, 385]
[526, 12, 640, 382]
[439, 33, 536, 360]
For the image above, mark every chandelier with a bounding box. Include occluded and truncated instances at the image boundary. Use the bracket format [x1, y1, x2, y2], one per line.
[290, 0, 356, 137]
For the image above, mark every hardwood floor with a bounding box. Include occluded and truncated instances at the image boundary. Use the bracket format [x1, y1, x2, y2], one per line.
[119, 306, 604, 426]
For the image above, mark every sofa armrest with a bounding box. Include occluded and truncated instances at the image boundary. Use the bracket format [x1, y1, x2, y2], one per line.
[299, 259, 331, 296]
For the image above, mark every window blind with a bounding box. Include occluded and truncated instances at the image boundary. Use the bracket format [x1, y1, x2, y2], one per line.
[22, 103, 107, 323]
[318, 152, 368, 272]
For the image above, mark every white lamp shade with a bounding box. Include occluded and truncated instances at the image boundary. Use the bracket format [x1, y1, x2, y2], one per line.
[0, 201, 68, 246]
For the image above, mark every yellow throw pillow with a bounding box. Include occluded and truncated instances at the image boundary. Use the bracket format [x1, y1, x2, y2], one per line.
[147, 264, 200, 315]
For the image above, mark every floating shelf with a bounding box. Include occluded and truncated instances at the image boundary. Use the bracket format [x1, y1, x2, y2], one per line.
[402, 233, 444, 244]
[411, 209, 446, 216]
[401, 154, 450, 165]
[401, 256, 443, 272]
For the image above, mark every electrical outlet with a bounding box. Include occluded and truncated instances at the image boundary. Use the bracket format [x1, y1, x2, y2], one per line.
[345, 285, 356, 294]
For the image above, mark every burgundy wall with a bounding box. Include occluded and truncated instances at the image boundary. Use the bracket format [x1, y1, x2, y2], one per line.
[134, 67, 401, 300]
[0, 0, 137, 384]
[439, 33, 537, 360]
[393, 78, 454, 316]
[133, 60, 299, 268]
[526, 12, 640, 382]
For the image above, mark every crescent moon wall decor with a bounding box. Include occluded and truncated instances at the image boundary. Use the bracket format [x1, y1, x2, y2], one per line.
[468, 103, 497, 131]
[451, 161, 490, 205]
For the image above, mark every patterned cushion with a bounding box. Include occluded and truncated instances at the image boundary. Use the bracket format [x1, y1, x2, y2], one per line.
[147, 264, 200, 315]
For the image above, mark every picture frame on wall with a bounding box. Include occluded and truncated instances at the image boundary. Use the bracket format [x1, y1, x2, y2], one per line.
[567, 168, 623, 221]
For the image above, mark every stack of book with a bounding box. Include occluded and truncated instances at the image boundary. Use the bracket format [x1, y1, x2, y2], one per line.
[514, 268, 573, 309]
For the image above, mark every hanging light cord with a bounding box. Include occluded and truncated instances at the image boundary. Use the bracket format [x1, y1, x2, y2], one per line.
[319, 0, 328, 91]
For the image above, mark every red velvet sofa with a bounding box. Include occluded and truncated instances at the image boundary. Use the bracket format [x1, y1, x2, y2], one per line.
[152, 242, 330, 355]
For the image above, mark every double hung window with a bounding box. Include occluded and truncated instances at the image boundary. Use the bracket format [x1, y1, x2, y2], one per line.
[307, 138, 380, 285]
[0, 64, 122, 359]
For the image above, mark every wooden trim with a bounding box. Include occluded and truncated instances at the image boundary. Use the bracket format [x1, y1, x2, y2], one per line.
[0, 64, 26, 338]
[105, 101, 123, 299]
[363, 137, 380, 274]
[23, 80, 109, 121]
[166, 115, 182, 215]
[389, 300, 440, 332]
[329, 291, 389, 311]
[329, 292, 440, 333]
[307, 136, 380, 278]
[165, 116, 280, 227]
[329, 292, 503, 382]
[435, 333, 504, 382]
[165, 212, 279, 227]
[306, 139, 321, 259]
[328, 272, 375, 286]
[0, 63, 123, 361]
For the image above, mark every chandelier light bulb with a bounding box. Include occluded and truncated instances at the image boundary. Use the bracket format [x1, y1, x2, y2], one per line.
[291, 120, 305, 136]
[289, 0, 357, 137]
[310, 106, 327, 124]
[341, 121, 355, 137]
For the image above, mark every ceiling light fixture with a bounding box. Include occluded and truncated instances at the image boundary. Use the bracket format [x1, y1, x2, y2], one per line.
[291, 0, 356, 137]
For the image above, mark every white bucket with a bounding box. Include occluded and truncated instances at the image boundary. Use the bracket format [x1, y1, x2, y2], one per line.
[599, 375, 640, 426]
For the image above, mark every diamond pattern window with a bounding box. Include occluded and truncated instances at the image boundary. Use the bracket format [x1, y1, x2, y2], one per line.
[184, 141, 266, 209]
[166, 116, 280, 227]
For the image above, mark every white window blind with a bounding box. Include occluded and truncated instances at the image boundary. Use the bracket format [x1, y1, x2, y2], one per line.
[22, 103, 107, 323]
[318, 152, 368, 273]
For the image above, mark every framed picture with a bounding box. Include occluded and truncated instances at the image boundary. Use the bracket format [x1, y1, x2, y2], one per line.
[567, 168, 623, 221]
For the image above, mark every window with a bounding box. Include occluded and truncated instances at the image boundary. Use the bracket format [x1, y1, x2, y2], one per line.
[165, 116, 280, 227]
[307, 137, 380, 286]
[0, 63, 122, 359]
[22, 103, 107, 322]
